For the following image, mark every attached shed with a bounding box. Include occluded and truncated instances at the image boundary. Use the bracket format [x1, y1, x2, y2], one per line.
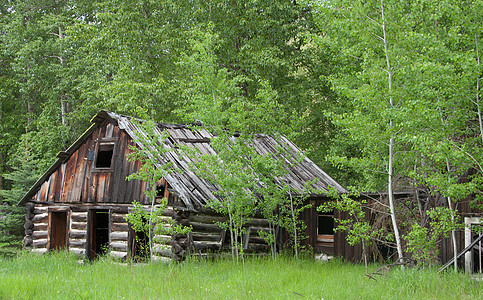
[19, 110, 351, 261]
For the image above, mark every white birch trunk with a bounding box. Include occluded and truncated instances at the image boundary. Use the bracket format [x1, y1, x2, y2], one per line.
[445, 158, 458, 272]
[381, 0, 404, 263]
[476, 34, 482, 144]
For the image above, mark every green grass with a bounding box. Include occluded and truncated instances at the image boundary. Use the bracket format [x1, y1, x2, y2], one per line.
[0, 252, 481, 299]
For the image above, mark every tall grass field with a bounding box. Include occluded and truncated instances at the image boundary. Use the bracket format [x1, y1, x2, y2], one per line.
[0, 252, 481, 299]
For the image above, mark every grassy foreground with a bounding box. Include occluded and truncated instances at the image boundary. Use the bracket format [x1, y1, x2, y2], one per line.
[0, 252, 481, 299]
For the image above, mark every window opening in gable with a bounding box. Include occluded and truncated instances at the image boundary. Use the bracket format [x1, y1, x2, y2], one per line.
[156, 183, 165, 198]
[96, 143, 114, 168]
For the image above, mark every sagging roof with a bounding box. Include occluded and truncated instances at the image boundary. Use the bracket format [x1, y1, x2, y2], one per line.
[19, 110, 347, 209]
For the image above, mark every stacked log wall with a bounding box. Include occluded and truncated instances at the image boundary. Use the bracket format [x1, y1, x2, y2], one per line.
[28, 204, 49, 254]
[23, 203, 34, 250]
[109, 210, 129, 260]
[152, 207, 176, 263]
[187, 209, 272, 257]
[121, 204, 178, 262]
[69, 210, 87, 256]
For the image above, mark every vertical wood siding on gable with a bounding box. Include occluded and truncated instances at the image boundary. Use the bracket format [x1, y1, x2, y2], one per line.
[52, 164, 64, 202]
[30, 121, 147, 205]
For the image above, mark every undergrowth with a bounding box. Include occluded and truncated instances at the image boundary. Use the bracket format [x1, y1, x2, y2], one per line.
[0, 251, 480, 299]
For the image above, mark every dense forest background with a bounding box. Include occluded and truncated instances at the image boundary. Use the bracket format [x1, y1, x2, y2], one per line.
[1, 0, 482, 260]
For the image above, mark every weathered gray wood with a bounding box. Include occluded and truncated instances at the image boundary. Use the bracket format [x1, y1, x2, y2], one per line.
[70, 247, 85, 256]
[111, 213, 127, 223]
[33, 207, 48, 214]
[112, 223, 129, 232]
[110, 231, 128, 241]
[71, 222, 87, 230]
[24, 220, 34, 230]
[71, 213, 87, 222]
[152, 245, 174, 257]
[248, 236, 269, 245]
[32, 231, 48, 239]
[245, 218, 270, 227]
[110, 251, 128, 260]
[249, 226, 272, 234]
[33, 239, 48, 247]
[70, 205, 129, 213]
[153, 235, 171, 243]
[70, 230, 87, 239]
[32, 213, 48, 222]
[69, 239, 86, 248]
[31, 248, 48, 254]
[189, 214, 226, 224]
[192, 233, 222, 242]
[193, 241, 222, 251]
[151, 255, 171, 263]
[33, 223, 48, 231]
[110, 241, 128, 251]
[190, 222, 222, 232]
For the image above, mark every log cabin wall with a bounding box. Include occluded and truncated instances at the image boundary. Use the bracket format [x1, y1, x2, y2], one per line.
[299, 197, 367, 261]
[300, 198, 337, 256]
[24, 202, 157, 261]
[186, 209, 272, 258]
[333, 210, 364, 261]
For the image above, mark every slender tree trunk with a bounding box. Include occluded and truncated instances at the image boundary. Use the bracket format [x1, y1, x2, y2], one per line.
[362, 240, 368, 270]
[148, 181, 156, 262]
[228, 211, 236, 261]
[56, 26, 70, 127]
[269, 216, 276, 259]
[445, 158, 458, 272]
[289, 192, 298, 259]
[381, 0, 404, 264]
[476, 34, 482, 144]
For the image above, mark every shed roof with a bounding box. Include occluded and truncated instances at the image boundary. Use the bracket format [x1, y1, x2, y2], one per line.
[19, 110, 346, 209]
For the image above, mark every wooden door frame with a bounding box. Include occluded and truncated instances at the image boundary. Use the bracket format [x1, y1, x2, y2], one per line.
[47, 209, 70, 251]
[87, 208, 111, 260]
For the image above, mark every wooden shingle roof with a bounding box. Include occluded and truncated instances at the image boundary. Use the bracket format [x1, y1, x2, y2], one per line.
[110, 111, 347, 210]
[19, 110, 346, 209]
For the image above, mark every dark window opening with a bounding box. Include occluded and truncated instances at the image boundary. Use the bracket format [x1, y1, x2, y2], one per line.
[316, 212, 334, 254]
[156, 181, 173, 204]
[129, 218, 151, 262]
[156, 183, 165, 198]
[49, 212, 68, 251]
[155, 182, 166, 204]
[88, 210, 110, 260]
[95, 143, 114, 168]
[318, 214, 334, 235]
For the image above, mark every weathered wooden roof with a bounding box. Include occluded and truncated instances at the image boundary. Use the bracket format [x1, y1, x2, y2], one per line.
[19, 110, 346, 208]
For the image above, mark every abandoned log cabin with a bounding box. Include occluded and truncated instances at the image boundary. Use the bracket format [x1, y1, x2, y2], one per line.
[19, 110, 354, 262]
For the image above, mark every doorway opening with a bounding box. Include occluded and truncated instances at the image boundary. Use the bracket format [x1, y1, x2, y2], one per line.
[49, 211, 68, 250]
[88, 209, 110, 260]
[129, 220, 151, 262]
